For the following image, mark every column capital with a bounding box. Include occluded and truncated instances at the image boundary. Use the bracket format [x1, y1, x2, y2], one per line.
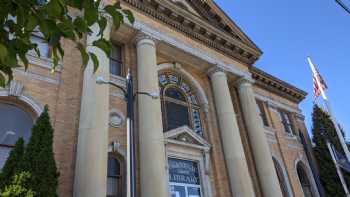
[207, 65, 226, 78]
[134, 32, 158, 47]
[235, 76, 255, 89]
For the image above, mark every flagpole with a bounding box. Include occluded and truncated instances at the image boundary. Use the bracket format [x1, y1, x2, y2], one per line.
[327, 141, 350, 197]
[308, 57, 350, 162]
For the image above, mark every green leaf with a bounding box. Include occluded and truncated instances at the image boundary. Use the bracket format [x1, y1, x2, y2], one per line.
[89, 52, 99, 73]
[0, 72, 5, 87]
[84, 0, 98, 26]
[74, 17, 88, 33]
[26, 15, 38, 32]
[57, 21, 75, 38]
[104, 5, 123, 29]
[122, 9, 135, 24]
[38, 19, 49, 38]
[19, 53, 29, 70]
[57, 44, 64, 59]
[52, 47, 59, 70]
[97, 17, 107, 37]
[92, 39, 111, 57]
[76, 43, 89, 67]
[46, 0, 62, 18]
[0, 44, 8, 63]
[67, 0, 83, 9]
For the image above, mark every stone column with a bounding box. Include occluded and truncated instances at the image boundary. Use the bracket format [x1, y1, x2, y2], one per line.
[136, 35, 168, 197]
[209, 68, 255, 197]
[74, 22, 111, 197]
[237, 78, 283, 197]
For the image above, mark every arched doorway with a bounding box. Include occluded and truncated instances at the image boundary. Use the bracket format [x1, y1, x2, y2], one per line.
[297, 162, 314, 197]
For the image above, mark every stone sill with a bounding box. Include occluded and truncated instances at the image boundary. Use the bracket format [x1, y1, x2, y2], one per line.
[26, 52, 63, 72]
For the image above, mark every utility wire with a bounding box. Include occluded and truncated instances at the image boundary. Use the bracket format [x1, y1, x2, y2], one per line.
[335, 0, 350, 14]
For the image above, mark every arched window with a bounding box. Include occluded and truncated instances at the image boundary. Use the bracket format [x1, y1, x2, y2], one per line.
[297, 162, 313, 197]
[273, 158, 290, 197]
[0, 102, 34, 168]
[159, 73, 203, 135]
[107, 155, 124, 197]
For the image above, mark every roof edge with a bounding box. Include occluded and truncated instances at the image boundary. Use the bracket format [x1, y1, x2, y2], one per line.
[250, 66, 308, 103]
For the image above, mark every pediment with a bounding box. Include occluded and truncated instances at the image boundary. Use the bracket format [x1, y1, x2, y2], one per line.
[164, 126, 210, 150]
[163, 0, 260, 52]
[186, 0, 260, 50]
[130, 0, 262, 64]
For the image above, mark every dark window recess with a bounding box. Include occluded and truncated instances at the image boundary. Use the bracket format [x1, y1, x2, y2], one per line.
[110, 45, 123, 76]
[256, 100, 269, 127]
[165, 101, 190, 131]
[107, 156, 122, 197]
[280, 111, 294, 134]
[165, 87, 186, 101]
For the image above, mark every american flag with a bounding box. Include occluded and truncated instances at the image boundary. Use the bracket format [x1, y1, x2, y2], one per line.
[313, 68, 328, 97]
[308, 57, 328, 98]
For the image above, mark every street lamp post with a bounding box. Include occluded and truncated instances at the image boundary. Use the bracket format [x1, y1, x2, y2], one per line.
[96, 70, 159, 197]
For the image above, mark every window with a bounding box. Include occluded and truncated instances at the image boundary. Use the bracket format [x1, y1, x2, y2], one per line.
[279, 110, 294, 134]
[30, 34, 50, 58]
[168, 158, 202, 197]
[273, 158, 290, 197]
[159, 73, 203, 135]
[0, 103, 33, 169]
[110, 44, 123, 76]
[297, 162, 314, 197]
[256, 100, 269, 127]
[107, 155, 123, 197]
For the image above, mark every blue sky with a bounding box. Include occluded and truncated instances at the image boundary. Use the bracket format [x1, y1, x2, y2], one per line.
[214, 0, 350, 138]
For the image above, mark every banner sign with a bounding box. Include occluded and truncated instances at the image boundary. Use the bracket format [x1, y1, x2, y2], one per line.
[169, 158, 200, 185]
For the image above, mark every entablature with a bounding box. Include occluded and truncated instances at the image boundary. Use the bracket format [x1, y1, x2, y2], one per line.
[251, 66, 307, 103]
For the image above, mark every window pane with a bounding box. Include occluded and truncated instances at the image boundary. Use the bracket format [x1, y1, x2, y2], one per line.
[110, 45, 122, 76]
[170, 185, 186, 197]
[30, 35, 49, 58]
[165, 88, 186, 102]
[110, 59, 122, 76]
[165, 102, 190, 131]
[0, 103, 33, 146]
[187, 187, 201, 197]
[107, 157, 120, 176]
[107, 177, 118, 196]
[110, 45, 122, 60]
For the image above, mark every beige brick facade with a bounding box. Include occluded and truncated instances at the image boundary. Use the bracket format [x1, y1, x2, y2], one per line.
[0, 1, 321, 197]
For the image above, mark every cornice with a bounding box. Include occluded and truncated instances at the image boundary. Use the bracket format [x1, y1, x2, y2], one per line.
[122, 0, 261, 65]
[250, 66, 307, 103]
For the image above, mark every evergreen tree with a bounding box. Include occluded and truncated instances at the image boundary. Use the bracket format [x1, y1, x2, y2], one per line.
[312, 104, 350, 196]
[0, 138, 25, 190]
[21, 106, 59, 197]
